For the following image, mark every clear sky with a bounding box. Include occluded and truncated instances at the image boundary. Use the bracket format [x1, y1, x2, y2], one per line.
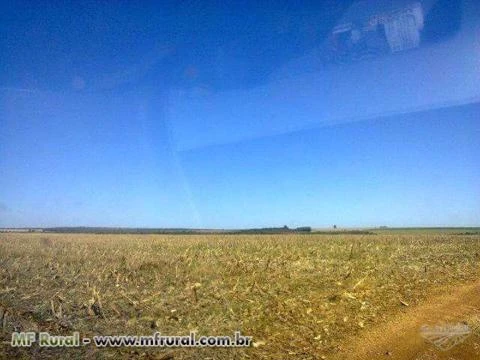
[1, 0, 479, 228]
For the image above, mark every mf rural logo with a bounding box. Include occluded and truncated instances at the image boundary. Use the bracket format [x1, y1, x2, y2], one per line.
[420, 320, 479, 351]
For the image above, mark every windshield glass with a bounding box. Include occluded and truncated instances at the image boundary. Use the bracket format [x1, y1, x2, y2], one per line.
[1, 1, 479, 359]
[1, 0, 478, 228]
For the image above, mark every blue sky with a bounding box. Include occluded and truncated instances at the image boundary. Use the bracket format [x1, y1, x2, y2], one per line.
[1, 0, 479, 228]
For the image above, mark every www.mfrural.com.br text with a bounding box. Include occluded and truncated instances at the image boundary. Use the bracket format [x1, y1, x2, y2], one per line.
[11, 331, 252, 348]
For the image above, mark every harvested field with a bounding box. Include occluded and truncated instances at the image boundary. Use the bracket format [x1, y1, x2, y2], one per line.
[1, 232, 479, 359]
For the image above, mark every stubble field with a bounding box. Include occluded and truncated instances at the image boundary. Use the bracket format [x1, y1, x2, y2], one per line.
[0, 232, 479, 359]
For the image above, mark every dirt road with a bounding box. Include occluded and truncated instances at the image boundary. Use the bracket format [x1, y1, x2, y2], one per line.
[334, 280, 480, 360]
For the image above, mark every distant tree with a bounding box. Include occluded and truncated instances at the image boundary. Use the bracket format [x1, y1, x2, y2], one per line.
[295, 227, 312, 232]
[333, 224, 337, 229]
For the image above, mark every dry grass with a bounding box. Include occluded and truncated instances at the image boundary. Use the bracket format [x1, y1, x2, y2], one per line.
[0, 233, 479, 359]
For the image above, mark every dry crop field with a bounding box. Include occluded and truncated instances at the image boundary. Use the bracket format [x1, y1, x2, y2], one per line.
[0, 232, 479, 359]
